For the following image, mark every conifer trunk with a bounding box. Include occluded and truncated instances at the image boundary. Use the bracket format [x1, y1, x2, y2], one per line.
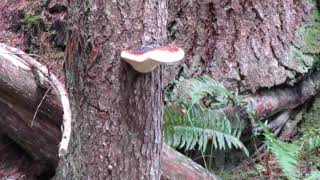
[55, 0, 167, 179]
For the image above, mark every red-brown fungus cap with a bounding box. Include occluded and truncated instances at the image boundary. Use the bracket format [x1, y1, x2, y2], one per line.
[121, 45, 185, 73]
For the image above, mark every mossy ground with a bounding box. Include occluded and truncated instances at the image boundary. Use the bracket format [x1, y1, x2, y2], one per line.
[301, 2, 320, 55]
[296, 95, 320, 175]
[295, 3, 320, 174]
[299, 97, 320, 139]
[219, 96, 320, 180]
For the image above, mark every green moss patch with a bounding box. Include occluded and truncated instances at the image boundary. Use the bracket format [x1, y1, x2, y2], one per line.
[21, 13, 44, 29]
[288, 5, 320, 76]
[299, 7, 320, 55]
[300, 97, 320, 139]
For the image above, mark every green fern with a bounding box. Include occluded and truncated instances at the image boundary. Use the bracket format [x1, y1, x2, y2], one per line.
[176, 76, 242, 108]
[163, 76, 248, 156]
[308, 136, 320, 149]
[263, 127, 299, 180]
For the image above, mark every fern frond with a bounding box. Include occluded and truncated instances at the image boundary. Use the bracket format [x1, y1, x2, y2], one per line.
[263, 127, 299, 180]
[176, 76, 240, 108]
[164, 75, 248, 157]
[308, 136, 320, 149]
[306, 171, 320, 180]
[164, 105, 249, 156]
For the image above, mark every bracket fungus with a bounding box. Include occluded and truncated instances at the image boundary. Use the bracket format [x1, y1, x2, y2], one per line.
[121, 45, 185, 73]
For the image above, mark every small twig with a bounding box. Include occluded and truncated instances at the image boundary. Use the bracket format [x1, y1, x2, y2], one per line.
[31, 86, 52, 127]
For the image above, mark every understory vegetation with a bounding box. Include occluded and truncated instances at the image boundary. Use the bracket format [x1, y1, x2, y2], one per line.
[162, 3, 320, 179]
[163, 75, 320, 179]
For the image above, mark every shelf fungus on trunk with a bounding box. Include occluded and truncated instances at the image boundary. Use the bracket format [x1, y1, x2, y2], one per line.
[121, 45, 185, 73]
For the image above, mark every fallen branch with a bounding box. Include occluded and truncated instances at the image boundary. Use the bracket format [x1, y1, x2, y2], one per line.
[255, 110, 291, 134]
[246, 71, 320, 118]
[0, 43, 71, 157]
[0, 45, 61, 164]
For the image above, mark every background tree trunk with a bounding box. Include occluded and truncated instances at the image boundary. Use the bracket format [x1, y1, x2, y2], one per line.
[55, 0, 167, 179]
[164, 0, 313, 92]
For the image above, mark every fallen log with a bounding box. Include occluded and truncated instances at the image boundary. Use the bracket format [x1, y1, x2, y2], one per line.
[0, 49, 61, 165]
[161, 145, 217, 180]
[0, 43, 72, 157]
[247, 71, 320, 118]
[0, 46, 217, 179]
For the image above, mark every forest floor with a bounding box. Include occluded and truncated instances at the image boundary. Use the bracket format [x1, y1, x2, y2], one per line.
[219, 96, 320, 179]
[0, 0, 65, 80]
[0, 0, 319, 179]
[0, 0, 25, 49]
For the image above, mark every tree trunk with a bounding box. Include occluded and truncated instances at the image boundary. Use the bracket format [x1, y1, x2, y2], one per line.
[55, 0, 167, 179]
[165, 0, 313, 92]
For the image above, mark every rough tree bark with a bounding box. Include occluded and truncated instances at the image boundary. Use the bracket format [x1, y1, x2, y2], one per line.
[55, 0, 167, 179]
[165, 0, 314, 92]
